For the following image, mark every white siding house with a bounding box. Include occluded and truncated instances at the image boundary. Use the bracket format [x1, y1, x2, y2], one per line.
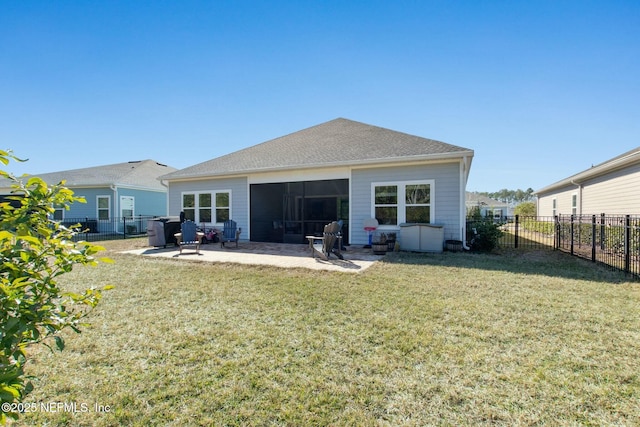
[160, 118, 474, 246]
[535, 147, 640, 216]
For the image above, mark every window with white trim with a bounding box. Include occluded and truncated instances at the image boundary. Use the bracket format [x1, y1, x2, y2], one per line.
[373, 180, 434, 226]
[52, 204, 64, 221]
[120, 196, 135, 219]
[552, 198, 557, 217]
[97, 196, 110, 220]
[182, 191, 231, 224]
[571, 193, 577, 215]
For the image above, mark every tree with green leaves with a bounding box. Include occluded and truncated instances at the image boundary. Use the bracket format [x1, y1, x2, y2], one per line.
[0, 150, 111, 424]
[514, 201, 536, 216]
[477, 188, 536, 204]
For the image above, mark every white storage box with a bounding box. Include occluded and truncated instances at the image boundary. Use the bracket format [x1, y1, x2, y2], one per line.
[399, 223, 444, 253]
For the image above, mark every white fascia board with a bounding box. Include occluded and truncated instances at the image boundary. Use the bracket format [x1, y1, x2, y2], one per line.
[248, 166, 350, 184]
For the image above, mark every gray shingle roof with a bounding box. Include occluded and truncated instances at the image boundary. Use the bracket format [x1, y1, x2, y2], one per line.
[14, 159, 177, 190]
[465, 192, 510, 208]
[162, 118, 473, 180]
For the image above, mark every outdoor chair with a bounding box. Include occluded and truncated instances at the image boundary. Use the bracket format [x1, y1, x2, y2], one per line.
[308, 221, 343, 260]
[175, 220, 202, 254]
[220, 219, 241, 248]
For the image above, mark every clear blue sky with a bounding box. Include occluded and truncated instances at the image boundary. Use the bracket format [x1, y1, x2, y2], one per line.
[1, 1, 638, 192]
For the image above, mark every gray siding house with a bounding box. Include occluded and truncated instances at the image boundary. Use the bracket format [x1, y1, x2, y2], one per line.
[535, 147, 640, 216]
[465, 192, 512, 219]
[1, 159, 176, 232]
[160, 118, 474, 246]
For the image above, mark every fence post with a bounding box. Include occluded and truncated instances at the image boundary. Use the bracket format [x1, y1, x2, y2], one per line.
[554, 215, 559, 250]
[591, 215, 596, 262]
[625, 215, 631, 274]
[123, 216, 127, 240]
[600, 213, 606, 250]
[514, 215, 519, 249]
[570, 214, 575, 255]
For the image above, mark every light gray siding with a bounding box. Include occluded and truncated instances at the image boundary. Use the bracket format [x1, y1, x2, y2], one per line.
[65, 187, 115, 219]
[536, 191, 556, 217]
[117, 187, 168, 217]
[580, 163, 640, 214]
[537, 185, 577, 217]
[538, 163, 640, 216]
[350, 161, 462, 245]
[168, 177, 249, 237]
[58, 186, 168, 220]
[166, 161, 468, 245]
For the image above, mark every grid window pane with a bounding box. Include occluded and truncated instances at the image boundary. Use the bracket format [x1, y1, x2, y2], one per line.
[375, 206, 397, 225]
[183, 209, 195, 221]
[199, 193, 212, 207]
[216, 192, 229, 208]
[375, 186, 397, 204]
[406, 206, 430, 223]
[216, 208, 230, 223]
[406, 184, 430, 204]
[183, 194, 195, 208]
[199, 209, 212, 223]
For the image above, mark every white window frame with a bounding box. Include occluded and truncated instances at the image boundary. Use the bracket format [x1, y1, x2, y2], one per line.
[552, 198, 557, 217]
[97, 195, 110, 221]
[571, 193, 578, 215]
[371, 180, 435, 228]
[52, 204, 65, 221]
[181, 190, 232, 225]
[120, 196, 135, 220]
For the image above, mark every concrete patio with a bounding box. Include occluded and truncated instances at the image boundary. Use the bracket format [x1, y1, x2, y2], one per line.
[123, 241, 383, 273]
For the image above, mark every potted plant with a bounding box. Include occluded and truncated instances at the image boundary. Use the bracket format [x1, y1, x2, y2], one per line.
[372, 232, 388, 255]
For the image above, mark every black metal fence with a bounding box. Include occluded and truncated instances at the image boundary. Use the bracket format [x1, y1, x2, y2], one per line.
[468, 215, 640, 278]
[63, 215, 156, 242]
[556, 214, 640, 278]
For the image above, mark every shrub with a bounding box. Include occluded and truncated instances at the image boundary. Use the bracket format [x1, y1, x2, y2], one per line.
[468, 220, 504, 252]
[0, 151, 111, 424]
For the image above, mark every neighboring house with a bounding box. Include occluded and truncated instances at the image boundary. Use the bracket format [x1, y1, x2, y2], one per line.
[1, 159, 177, 232]
[465, 192, 512, 219]
[160, 118, 474, 246]
[535, 147, 640, 216]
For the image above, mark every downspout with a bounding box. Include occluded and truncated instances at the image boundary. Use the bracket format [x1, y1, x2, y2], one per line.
[110, 185, 117, 219]
[460, 156, 471, 250]
[570, 179, 582, 215]
[160, 179, 170, 216]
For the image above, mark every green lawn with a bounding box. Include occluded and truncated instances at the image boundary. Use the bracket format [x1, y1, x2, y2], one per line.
[17, 241, 640, 426]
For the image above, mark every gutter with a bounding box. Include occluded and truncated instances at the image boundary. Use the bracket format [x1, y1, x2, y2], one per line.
[570, 179, 582, 215]
[460, 155, 472, 250]
[110, 185, 117, 218]
[161, 150, 476, 183]
[159, 179, 170, 216]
